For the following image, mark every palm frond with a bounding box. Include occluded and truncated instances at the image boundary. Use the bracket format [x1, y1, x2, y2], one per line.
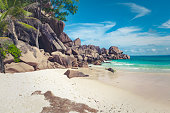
[3, 0, 8, 9]
[0, 0, 7, 10]
[0, 10, 9, 21]
[17, 21, 37, 31]
[8, 7, 32, 19]
[23, 2, 38, 9]
[20, 8, 32, 16]
[0, 20, 8, 35]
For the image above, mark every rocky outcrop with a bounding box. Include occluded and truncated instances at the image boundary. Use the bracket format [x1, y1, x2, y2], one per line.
[58, 32, 73, 47]
[70, 43, 129, 65]
[64, 70, 89, 78]
[2, 11, 130, 73]
[107, 68, 115, 73]
[73, 38, 81, 46]
[41, 23, 67, 52]
[47, 18, 65, 36]
[93, 60, 102, 65]
[14, 17, 67, 53]
[109, 46, 123, 55]
[5, 62, 34, 73]
[78, 61, 88, 68]
[4, 41, 65, 73]
[50, 51, 78, 68]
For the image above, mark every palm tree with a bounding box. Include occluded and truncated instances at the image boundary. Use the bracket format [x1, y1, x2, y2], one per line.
[0, 0, 33, 45]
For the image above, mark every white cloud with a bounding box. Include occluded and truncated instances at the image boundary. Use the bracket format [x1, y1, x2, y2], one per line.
[65, 21, 170, 55]
[159, 19, 170, 28]
[121, 3, 151, 20]
[66, 21, 116, 41]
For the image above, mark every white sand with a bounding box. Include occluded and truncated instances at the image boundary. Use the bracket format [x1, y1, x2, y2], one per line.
[0, 68, 170, 113]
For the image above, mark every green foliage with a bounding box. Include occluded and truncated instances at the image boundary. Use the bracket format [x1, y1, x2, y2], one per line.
[0, 20, 7, 35]
[0, 0, 33, 35]
[0, 42, 21, 62]
[7, 44, 22, 62]
[47, 0, 79, 21]
[27, 0, 79, 21]
[18, 21, 37, 31]
[0, 0, 32, 20]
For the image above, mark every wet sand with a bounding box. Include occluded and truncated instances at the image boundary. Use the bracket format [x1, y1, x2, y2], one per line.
[78, 66, 170, 105]
[0, 67, 170, 113]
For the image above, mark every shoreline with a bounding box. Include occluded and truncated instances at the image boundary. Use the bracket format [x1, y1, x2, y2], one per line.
[0, 67, 170, 112]
[78, 65, 170, 107]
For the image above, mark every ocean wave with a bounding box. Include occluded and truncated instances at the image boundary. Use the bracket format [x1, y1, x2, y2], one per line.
[111, 62, 134, 66]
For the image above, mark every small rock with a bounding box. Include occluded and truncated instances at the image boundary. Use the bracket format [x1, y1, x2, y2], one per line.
[93, 60, 102, 65]
[64, 70, 89, 79]
[107, 68, 115, 73]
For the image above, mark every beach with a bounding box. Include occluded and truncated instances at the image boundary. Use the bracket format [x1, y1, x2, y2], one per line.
[0, 0, 170, 112]
[0, 66, 170, 113]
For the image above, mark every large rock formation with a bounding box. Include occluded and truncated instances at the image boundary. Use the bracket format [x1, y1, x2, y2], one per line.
[58, 32, 73, 47]
[50, 51, 78, 68]
[109, 46, 123, 55]
[69, 43, 130, 65]
[73, 38, 81, 47]
[14, 17, 69, 53]
[2, 10, 130, 73]
[4, 41, 64, 73]
[47, 18, 65, 36]
[5, 62, 34, 73]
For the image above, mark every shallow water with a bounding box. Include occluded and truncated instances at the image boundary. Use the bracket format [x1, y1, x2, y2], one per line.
[102, 55, 170, 73]
[81, 66, 170, 107]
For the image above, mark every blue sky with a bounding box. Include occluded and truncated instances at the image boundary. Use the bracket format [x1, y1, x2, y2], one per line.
[64, 0, 170, 55]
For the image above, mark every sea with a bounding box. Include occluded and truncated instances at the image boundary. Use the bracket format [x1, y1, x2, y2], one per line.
[102, 55, 170, 73]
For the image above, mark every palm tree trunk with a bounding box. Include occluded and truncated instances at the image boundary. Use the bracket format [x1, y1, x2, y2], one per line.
[35, 0, 42, 48]
[0, 59, 5, 73]
[0, 44, 5, 73]
[36, 24, 40, 48]
[11, 20, 18, 45]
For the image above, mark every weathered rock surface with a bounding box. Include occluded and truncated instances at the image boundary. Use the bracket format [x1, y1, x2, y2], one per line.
[93, 60, 102, 65]
[64, 70, 89, 78]
[16, 41, 43, 67]
[37, 60, 65, 70]
[71, 43, 130, 65]
[50, 51, 78, 68]
[65, 48, 72, 55]
[15, 18, 41, 46]
[109, 46, 123, 55]
[47, 18, 65, 36]
[4, 54, 14, 64]
[73, 38, 81, 46]
[41, 23, 67, 52]
[2, 12, 130, 73]
[107, 68, 115, 73]
[72, 48, 79, 55]
[58, 32, 73, 47]
[13, 17, 67, 53]
[4, 41, 65, 73]
[78, 61, 88, 68]
[5, 62, 34, 73]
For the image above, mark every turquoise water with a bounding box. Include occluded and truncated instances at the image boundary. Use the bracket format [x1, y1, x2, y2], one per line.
[102, 55, 170, 73]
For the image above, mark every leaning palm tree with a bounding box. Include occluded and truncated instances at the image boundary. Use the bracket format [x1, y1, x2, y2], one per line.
[0, 0, 33, 45]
